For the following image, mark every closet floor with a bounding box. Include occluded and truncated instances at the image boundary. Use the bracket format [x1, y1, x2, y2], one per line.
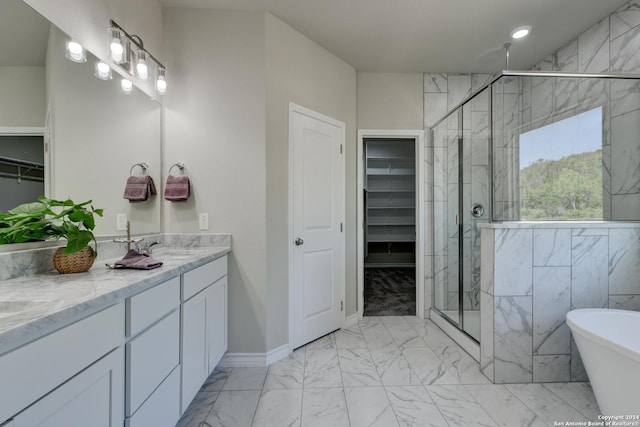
[364, 267, 416, 316]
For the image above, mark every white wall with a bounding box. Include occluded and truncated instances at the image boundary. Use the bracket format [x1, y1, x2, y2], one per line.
[265, 13, 357, 349]
[357, 72, 423, 130]
[0, 67, 45, 127]
[162, 8, 268, 353]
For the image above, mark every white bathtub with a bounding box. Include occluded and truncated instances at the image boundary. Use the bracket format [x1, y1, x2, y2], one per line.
[567, 309, 640, 415]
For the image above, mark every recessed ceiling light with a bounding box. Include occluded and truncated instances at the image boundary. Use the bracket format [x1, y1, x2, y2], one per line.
[510, 25, 532, 39]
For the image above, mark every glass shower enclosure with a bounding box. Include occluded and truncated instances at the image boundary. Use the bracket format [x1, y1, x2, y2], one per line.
[430, 71, 640, 343]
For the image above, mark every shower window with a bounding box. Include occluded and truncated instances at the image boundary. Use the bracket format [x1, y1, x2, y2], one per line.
[519, 107, 603, 220]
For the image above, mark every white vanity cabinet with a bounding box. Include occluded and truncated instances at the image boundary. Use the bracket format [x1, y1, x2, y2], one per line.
[180, 256, 228, 412]
[0, 303, 124, 427]
[124, 276, 181, 427]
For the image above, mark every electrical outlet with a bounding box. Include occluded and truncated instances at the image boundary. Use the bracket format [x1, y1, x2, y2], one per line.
[199, 213, 209, 230]
[116, 213, 128, 231]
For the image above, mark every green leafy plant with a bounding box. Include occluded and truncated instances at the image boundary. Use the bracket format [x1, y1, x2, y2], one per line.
[0, 197, 104, 256]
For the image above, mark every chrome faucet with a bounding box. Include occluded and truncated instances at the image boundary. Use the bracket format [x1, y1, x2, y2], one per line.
[135, 239, 161, 255]
[113, 221, 141, 252]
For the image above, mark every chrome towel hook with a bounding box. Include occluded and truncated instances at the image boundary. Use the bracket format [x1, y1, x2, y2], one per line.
[168, 162, 185, 175]
[129, 162, 149, 176]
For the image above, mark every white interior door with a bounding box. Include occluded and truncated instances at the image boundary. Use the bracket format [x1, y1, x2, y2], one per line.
[290, 103, 345, 350]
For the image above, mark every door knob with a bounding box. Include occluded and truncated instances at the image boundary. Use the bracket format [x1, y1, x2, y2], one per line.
[295, 238, 304, 246]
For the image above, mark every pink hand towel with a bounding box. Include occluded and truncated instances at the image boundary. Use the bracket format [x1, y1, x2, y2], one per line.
[164, 175, 190, 202]
[123, 176, 157, 202]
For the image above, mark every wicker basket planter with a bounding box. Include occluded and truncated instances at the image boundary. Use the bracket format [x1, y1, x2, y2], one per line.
[53, 246, 95, 274]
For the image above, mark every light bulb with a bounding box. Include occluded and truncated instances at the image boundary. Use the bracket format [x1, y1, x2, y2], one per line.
[155, 67, 167, 94]
[510, 25, 532, 40]
[110, 39, 124, 62]
[95, 61, 112, 80]
[121, 78, 133, 94]
[136, 52, 148, 80]
[65, 40, 86, 63]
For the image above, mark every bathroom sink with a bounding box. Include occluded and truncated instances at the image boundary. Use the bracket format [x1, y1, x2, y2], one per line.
[0, 300, 47, 318]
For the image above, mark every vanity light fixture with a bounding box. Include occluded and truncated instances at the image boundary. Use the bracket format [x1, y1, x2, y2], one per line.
[108, 20, 167, 95]
[510, 25, 532, 40]
[121, 78, 133, 94]
[95, 61, 112, 80]
[65, 39, 86, 63]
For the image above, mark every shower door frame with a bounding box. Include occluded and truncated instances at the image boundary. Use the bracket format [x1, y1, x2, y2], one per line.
[356, 129, 426, 320]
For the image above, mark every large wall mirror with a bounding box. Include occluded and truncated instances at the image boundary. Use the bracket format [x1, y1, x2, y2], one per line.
[0, 0, 161, 240]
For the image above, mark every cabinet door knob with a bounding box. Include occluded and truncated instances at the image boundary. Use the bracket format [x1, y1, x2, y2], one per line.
[295, 238, 304, 246]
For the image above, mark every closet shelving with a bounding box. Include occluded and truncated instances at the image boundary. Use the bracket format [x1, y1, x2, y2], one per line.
[364, 139, 416, 267]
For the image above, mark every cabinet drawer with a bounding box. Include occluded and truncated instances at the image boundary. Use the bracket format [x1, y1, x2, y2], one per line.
[182, 256, 227, 301]
[126, 277, 180, 337]
[125, 366, 180, 427]
[126, 310, 179, 416]
[0, 303, 123, 422]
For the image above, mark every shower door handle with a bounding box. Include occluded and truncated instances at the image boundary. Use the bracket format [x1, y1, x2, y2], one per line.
[470, 203, 484, 218]
[295, 238, 304, 246]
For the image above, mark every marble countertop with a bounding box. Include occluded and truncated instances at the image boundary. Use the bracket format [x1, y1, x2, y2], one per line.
[478, 221, 640, 229]
[0, 246, 230, 356]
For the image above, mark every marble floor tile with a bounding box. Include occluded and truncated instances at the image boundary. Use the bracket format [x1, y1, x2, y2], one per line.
[403, 347, 460, 385]
[382, 317, 428, 348]
[304, 349, 343, 388]
[252, 388, 303, 427]
[205, 390, 261, 427]
[176, 391, 219, 427]
[178, 316, 602, 427]
[426, 385, 498, 427]
[465, 384, 545, 427]
[385, 385, 449, 427]
[263, 351, 305, 389]
[338, 348, 382, 387]
[370, 347, 422, 386]
[335, 325, 367, 349]
[344, 387, 400, 427]
[505, 384, 589, 424]
[222, 367, 268, 391]
[200, 367, 232, 392]
[543, 382, 601, 419]
[302, 387, 350, 427]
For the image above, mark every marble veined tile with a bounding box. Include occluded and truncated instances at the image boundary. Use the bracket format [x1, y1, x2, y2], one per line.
[338, 348, 382, 387]
[424, 93, 448, 129]
[543, 382, 600, 420]
[533, 267, 571, 355]
[263, 351, 305, 389]
[424, 73, 447, 93]
[556, 40, 578, 72]
[252, 389, 302, 427]
[611, 0, 640, 40]
[611, 79, 640, 118]
[505, 384, 588, 424]
[533, 355, 570, 383]
[344, 387, 400, 427]
[571, 236, 609, 309]
[402, 347, 459, 385]
[554, 78, 578, 117]
[385, 385, 449, 427]
[176, 391, 219, 427]
[305, 332, 336, 352]
[494, 229, 533, 296]
[611, 24, 640, 73]
[302, 388, 349, 427]
[426, 385, 498, 427]
[531, 79, 553, 128]
[304, 349, 343, 388]
[578, 17, 609, 73]
[533, 229, 572, 267]
[382, 317, 427, 348]
[436, 344, 491, 385]
[335, 324, 367, 349]
[222, 367, 267, 391]
[609, 295, 640, 311]
[205, 390, 261, 427]
[608, 228, 640, 294]
[480, 291, 494, 381]
[370, 347, 421, 386]
[359, 319, 396, 349]
[201, 367, 232, 392]
[448, 74, 472, 109]
[494, 296, 533, 383]
[465, 384, 546, 427]
[611, 109, 640, 195]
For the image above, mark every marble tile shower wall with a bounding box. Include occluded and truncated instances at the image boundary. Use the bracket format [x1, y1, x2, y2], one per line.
[425, 73, 493, 315]
[479, 224, 640, 384]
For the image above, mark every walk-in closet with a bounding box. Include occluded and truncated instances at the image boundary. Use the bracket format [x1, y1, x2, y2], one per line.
[363, 138, 416, 315]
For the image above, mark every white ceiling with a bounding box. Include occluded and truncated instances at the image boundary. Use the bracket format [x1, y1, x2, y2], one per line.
[160, 0, 629, 73]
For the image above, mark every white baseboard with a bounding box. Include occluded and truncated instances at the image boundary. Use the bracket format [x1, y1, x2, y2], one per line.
[219, 343, 290, 368]
[344, 313, 358, 328]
